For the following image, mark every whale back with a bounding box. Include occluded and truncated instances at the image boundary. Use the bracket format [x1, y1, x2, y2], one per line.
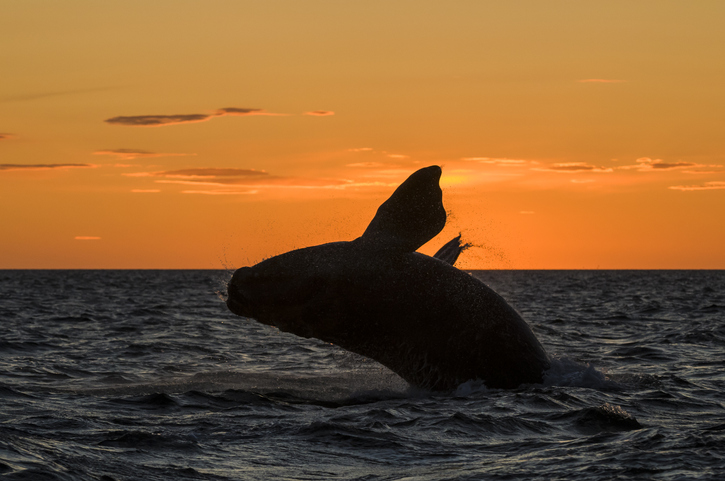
[359, 165, 446, 253]
[228, 246, 549, 390]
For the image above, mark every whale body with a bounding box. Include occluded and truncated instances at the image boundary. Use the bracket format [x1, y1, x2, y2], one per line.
[227, 166, 550, 390]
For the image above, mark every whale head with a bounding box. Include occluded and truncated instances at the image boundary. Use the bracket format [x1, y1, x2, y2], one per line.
[226, 242, 352, 339]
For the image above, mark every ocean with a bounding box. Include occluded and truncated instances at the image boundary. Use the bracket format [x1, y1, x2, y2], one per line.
[1, 269, 723, 480]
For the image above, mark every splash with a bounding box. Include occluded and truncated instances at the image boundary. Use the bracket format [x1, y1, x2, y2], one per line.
[542, 356, 613, 389]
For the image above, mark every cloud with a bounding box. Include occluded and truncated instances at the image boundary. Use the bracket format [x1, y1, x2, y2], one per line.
[639, 158, 695, 170]
[131, 189, 161, 193]
[619, 158, 698, 172]
[0, 133, 12, 140]
[669, 181, 725, 192]
[533, 162, 613, 173]
[577, 79, 626, 83]
[214, 108, 287, 117]
[355, 168, 420, 179]
[649, 162, 697, 170]
[74, 236, 101, 240]
[0, 163, 95, 171]
[105, 113, 212, 127]
[346, 162, 388, 168]
[304, 111, 335, 116]
[104, 114, 212, 127]
[463, 157, 529, 166]
[104, 107, 288, 127]
[1, 86, 118, 103]
[126, 164, 406, 194]
[94, 149, 195, 160]
[157, 176, 352, 188]
[346, 147, 417, 168]
[181, 190, 259, 195]
[126, 167, 354, 189]
[137, 168, 269, 179]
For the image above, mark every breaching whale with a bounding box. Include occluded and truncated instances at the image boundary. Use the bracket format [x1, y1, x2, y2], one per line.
[227, 166, 550, 390]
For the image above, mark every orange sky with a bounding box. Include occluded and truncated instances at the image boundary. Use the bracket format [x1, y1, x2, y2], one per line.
[2, 1, 724, 269]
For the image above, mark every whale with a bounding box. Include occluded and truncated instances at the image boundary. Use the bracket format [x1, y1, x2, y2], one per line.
[227, 165, 550, 390]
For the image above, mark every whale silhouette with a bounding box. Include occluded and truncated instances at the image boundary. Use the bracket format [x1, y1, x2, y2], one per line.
[227, 166, 550, 390]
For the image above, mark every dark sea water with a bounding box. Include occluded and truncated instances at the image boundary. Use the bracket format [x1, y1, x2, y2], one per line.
[1, 270, 724, 480]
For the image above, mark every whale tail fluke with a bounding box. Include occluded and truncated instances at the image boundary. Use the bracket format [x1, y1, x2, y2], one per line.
[433, 234, 472, 266]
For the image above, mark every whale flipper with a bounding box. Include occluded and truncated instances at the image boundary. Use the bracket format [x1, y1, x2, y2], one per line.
[433, 234, 471, 266]
[359, 165, 446, 253]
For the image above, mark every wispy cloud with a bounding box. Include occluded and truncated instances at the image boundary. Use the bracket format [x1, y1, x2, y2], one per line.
[341, 149, 417, 180]
[1, 86, 118, 103]
[463, 157, 529, 166]
[0, 133, 13, 140]
[74, 236, 101, 240]
[126, 167, 351, 189]
[181, 190, 259, 195]
[346, 162, 388, 168]
[214, 107, 288, 117]
[126, 165, 397, 192]
[94, 149, 195, 160]
[304, 111, 335, 116]
[346, 147, 416, 168]
[105, 113, 210, 127]
[669, 181, 725, 192]
[157, 176, 353, 188]
[577, 79, 626, 83]
[648, 162, 697, 170]
[104, 106, 306, 127]
[619, 157, 698, 172]
[0, 163, 95, 171]
[533, 162, 613, 173]
[165, 168, 268, 177]
[127, 168, 269, 179]
[131, 189, 161, 193]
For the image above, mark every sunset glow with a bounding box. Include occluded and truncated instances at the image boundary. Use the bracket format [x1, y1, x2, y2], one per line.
[2, 2, 723, 269]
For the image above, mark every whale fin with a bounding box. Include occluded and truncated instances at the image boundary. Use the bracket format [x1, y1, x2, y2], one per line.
[433, 234, 471, 266]
[359, 165, 446, 253]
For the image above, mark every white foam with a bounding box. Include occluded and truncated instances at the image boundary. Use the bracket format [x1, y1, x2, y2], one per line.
[453, 379, 490, 396]
[542, 356, 614, 389]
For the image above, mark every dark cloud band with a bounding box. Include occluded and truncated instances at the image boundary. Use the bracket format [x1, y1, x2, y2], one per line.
[104, 107, 291, 127]
[304, 111, 335, 116]
[215, 108, 264, 115]
[0, 163, 93, 171]
[650, 162, 696, 170]
[105, 114, 210, 127]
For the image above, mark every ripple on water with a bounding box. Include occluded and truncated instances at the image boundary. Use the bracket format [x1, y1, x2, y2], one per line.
[0, 270, 724, 480]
